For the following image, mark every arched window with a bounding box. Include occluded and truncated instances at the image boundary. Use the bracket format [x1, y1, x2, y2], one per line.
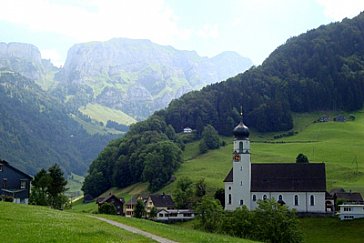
[294, 195, 299, 206]
[228, 186, 231, 190]
[240, 166, 243, 171]
[263, 195, 267, 200]
[240, 200, 244, 205]
[252, 195, 256, 202]
[229, 194, 232, 205]
[278, 195, 283, 201]
[240, 181, 243, 186]
[310, 195, 315, 206]
[239, 142, 243, 152]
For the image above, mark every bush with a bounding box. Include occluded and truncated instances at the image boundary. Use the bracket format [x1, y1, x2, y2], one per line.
[98, 203, 116, 215]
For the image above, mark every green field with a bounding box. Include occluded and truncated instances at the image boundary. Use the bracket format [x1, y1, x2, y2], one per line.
[0, 202, 152, 242]
[101, 214, 254, 243]
[79, 103, 137, 126]
[163, 111, 364, 196]
[300, 217, 364, 243]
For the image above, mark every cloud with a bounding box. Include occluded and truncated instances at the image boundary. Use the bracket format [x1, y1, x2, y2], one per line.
[317, 0, 364, 20]
[0, 0, 190, 45]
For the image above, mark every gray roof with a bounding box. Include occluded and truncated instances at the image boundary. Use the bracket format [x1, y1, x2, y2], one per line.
[150, 194, 175, 208]
[334, 192, 363, 202]
[224, 163, 326, 192]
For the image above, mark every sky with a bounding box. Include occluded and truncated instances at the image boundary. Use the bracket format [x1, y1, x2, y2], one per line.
[0, 0, 363, 67]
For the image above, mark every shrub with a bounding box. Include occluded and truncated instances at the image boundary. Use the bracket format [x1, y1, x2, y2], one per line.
[98, 203, 116, 215]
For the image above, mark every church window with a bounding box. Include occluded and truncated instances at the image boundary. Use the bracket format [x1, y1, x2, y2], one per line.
[240, 200, 243, 205]
[239, 142, 243, 152]
[240, 166, 243, 171]
[240, 181, 243, 186]
[229, 186, 231, 190]
[263, 195, 267, 200]
[294, 195, 299, 206]
[278, 195, 283, 201]
[310, 195, 315, 206]
[252, 195, 256, 201]
[228, 194, 232, 204]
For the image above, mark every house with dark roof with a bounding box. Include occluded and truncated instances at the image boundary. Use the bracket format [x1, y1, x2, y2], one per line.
[145, 193, 175, 214]
[0, 160, 32, 204]
[97, 194, 125, 215]
[224, 118, 327, 213]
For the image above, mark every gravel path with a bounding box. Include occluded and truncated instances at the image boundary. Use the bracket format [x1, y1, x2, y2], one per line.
[92, 216, 178, 243]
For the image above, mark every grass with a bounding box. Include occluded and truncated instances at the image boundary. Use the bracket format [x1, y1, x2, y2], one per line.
[71, 114, 123, 135]
[162, 110, 364, 196]
[101, 214, 254, 243]
[0, 202, 153, 242]
[300, 217, 364, 243]
[79, 103, 137, 126]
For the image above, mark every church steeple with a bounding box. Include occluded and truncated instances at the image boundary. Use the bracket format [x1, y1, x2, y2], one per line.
[233, 109, 249, 140]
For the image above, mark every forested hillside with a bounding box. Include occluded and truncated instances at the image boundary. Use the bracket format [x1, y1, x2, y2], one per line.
[158, 12, 364, 134]
[83, 12, 364, 196]
[0, 71, 114, 175]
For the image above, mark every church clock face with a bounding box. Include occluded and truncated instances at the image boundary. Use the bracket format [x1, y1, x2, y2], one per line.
[233, 153, 241, 162]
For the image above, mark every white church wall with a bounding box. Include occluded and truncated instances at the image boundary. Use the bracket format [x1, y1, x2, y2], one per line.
[224, 182, 234, 211]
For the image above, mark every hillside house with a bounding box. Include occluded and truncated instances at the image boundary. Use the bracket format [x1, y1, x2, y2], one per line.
[224, 117, 328, 213]
[97, 194, 125, 215]
[0, 160, 32, 204]
[124, 194, 149, 217]
[183, 127, 192, 133]
[338, 202, 364, 220]
[145, 193, 175, 214]
[155, 209, 195, 222]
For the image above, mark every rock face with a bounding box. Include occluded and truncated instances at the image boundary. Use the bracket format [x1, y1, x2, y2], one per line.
[58, 38, 252, 120]
[0, 42, 44, 80]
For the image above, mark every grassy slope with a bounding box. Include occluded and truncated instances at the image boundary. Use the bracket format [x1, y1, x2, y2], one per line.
[79, 103, 137, 126]
[101, 214, 254, 243]
[163, 111, 364, 196]
[300, 217, 364, 243]
[0, 202, 152, 242]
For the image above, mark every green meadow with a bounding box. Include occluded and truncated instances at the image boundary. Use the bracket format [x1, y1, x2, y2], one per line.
[0, 202, 152, 242]
[163, 111, 364, 196]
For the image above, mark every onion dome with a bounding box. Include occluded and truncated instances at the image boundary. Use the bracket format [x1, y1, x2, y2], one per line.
[233, 120, 249, 139]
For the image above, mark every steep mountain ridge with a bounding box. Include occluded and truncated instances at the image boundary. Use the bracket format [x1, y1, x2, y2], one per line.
[56, 38, 252, 120]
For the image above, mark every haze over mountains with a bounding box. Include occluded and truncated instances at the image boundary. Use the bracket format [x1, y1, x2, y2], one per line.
[0, 39, 251, 174]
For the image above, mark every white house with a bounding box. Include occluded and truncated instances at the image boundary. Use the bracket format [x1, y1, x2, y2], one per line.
[224, 117, 327, 213]
[183, 127, 192, 133]
[155, 209, 195, 222]
[338, 202, 364, 220]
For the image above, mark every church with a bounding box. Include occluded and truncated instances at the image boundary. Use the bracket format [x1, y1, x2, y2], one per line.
[224, 117, 327, 213]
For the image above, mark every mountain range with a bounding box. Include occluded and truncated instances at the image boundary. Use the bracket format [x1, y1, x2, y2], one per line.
[0, 39, 251, 174]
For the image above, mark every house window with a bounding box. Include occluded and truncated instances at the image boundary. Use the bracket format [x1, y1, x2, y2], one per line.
[344, 207, 352, 212]
[2, 178, 7, 189]
[252, 195, 256, 202]
[0, 164, 3, 171]
[228, 194, 232, 205]
[239, 142, 243, 152]
[263, 195, 267, 200]
[278, 195, 283, 201]
[310, 195, 315, 206]
[159, 213, 164, 217]
[20, 180, 26, 189]
[240, 200, 244, 205]
[294, 195, 299, 206]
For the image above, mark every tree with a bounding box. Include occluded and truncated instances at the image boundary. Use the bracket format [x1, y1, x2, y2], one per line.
[214, 188, 225, 208]
[30, 165, 68, 209]
[201, 125, 220, 151]
[195, 197, 224, 232]
[296, 153, 309, 163]
[195, 178, 207, 198]
[174, 177, 194, 209]
[222, 207, 253, 238]
[134, 199, 145, 218]
[47, 164, 68, 209]
[252, 199, 302, 243]
[98, 202, 116, 215]
[149, 207, 158, 219]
